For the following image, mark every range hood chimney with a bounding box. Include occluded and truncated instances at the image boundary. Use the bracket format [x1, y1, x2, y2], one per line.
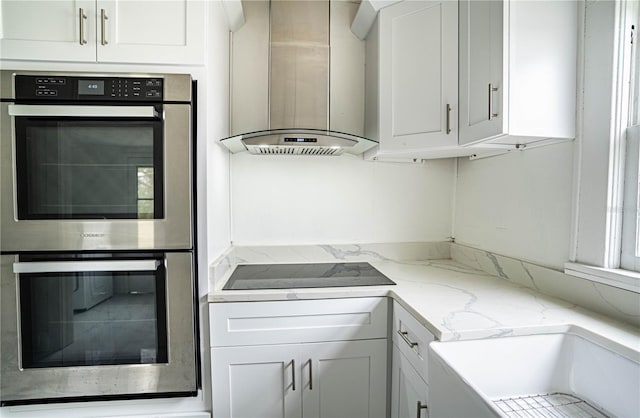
[220, 0, 377, 156]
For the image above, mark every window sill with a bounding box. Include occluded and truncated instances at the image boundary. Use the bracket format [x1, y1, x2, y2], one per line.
[564, 263, 640, 293]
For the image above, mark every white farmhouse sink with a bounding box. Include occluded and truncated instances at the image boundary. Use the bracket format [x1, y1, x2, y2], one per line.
[428, 327, 640, 417]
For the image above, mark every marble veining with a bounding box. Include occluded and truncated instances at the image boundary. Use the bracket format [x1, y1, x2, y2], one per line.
[451, 243, 640, 327]
[209, 242, 640, 354]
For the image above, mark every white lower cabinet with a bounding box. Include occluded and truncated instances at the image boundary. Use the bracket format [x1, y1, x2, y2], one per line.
[390, 301, 435, 418]
[210, 298, 389, 418]
[391, 344, 429, 418]
[211, 344, 300, 418]
[211, 340, 387, 418]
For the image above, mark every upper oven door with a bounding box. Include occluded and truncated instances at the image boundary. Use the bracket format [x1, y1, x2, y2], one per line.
[0, 102, 192, 251]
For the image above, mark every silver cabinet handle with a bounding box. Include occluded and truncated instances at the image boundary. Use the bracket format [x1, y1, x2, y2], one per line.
[13, 260, 161, 274]
[101, 8, 108, 46]
[397, 330, 418, 348]
[291, 359, 296, 391]
[308, 359, 313, 390]
[446, 104, 452, 134]
[8, 104, 158, 118]
[417, 401, 428, 418]
[488, 83, 499, 120]
[79, 8, 87, 45]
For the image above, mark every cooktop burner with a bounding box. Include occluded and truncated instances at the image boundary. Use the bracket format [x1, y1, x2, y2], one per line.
[222, 262, 396, 290]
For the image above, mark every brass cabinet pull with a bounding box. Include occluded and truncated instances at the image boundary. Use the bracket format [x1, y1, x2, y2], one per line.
[488, 83, 499, 120]
[417, 400, 429, 418]
[78, 8, 87, 45]
[101, 9, 108, 45]
[397, 329, 418, 348]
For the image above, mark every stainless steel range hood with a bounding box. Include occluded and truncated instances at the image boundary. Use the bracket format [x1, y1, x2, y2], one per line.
[220, 0, 377, 156]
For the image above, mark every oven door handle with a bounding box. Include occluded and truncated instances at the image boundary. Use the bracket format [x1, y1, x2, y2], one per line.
[8, 104, 159, 118]
[13, 260, 161, 274]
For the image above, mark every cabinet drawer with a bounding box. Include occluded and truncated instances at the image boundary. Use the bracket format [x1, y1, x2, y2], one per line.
[210, 297, 388, 347]
[392, 301, 435, 382]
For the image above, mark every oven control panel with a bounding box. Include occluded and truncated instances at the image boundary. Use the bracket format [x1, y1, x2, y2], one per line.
[15, 75, 164, 101]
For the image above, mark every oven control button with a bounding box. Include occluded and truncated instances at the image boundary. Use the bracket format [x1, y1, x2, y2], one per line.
[36, 78, 66, 85]
[36, 90, 57, 96]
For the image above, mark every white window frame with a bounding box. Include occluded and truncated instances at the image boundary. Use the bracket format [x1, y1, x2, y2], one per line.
[566, 0, 640, 293]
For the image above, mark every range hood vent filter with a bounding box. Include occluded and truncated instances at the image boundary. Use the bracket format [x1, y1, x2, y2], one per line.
[251, 146, 342, 156]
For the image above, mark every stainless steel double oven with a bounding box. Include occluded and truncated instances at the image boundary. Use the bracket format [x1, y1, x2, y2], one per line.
[0, 71, 198, 405]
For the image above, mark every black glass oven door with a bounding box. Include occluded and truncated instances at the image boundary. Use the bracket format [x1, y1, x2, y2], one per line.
[15, 253, 168, 368]
[13, 106, 163, 220]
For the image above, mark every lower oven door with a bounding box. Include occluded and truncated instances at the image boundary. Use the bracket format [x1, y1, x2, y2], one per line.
[0, 251, 197, 405]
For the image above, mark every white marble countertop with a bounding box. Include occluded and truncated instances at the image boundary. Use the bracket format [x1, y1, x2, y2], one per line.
[208, 245, 640, 357]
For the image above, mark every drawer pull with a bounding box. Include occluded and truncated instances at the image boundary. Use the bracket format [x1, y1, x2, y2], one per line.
[417, 400, 428, 418]
[398, 330, 418, 348]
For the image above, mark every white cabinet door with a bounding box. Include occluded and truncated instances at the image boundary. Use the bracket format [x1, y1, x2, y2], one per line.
[0, 0, 96, 61]
[0, 0, 204, 64]
[458, 0, 577, 147]
[96, 0, 205, 64]
[391, 344, 429, 418]
[378, 0, 458, 152]
[95, 0, 204, 64]
[458, 0, 503, 145]
[302, 339, 387, 418]
[212, 340, 387, 418]
[211, 345, 302, 418]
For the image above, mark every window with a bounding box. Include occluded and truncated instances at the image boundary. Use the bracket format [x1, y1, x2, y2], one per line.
[566, 0, 640, 292]
[137, 166, 155, 219]
[621, 2, 640, 271]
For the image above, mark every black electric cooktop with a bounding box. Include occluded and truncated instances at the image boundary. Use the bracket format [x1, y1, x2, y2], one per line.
[222, 262, 396, 290]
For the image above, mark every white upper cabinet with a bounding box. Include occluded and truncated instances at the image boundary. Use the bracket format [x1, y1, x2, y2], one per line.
[0, 0, 204, 65]
[0, 0, 96, 62]
[371, 0, 459, 154]
[459, 0, 577, 147]
[359, 0, 577, 159]
[95, 0, 204, 64]
[458, 0, 504, 145]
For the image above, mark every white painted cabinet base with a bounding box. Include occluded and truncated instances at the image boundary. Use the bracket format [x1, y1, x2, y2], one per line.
[211, 339, 387, 418]
[210, 298, 389, 418]
[391, 344, 429, 418]
[390, 301, 435, 418]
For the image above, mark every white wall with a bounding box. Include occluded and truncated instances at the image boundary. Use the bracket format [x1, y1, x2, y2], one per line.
[454, 142, 575, 270]
[230, 154, 455, 245]
[203, 2, 232, 285]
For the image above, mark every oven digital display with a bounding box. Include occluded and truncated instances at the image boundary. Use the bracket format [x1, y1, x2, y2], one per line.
[78, 80, 105, 96]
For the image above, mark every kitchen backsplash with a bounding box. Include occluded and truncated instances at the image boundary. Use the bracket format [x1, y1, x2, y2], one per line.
[451, 243, 640, 328]
[229, 153, 455, 246]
